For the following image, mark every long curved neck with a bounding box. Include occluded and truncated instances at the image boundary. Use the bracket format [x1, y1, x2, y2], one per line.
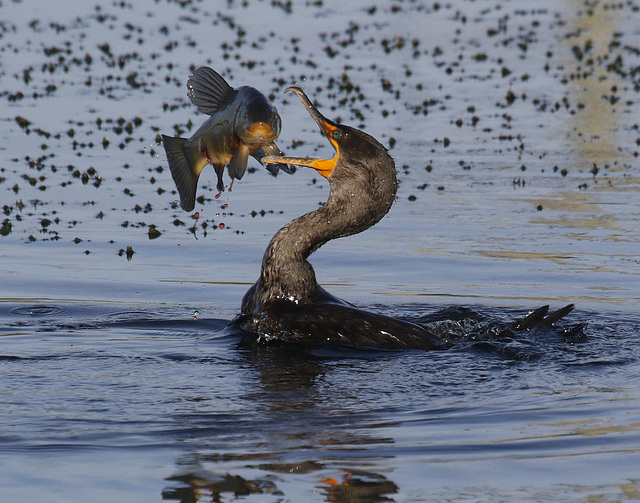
[258, 194, 348, 304]
[256, 163, 396, 305]
[241, 133, 398, 314]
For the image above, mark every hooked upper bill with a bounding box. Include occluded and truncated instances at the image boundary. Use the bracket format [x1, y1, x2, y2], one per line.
[261, 87, 340, 179]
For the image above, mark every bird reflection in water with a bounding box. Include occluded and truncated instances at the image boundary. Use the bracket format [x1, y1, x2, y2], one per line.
[161, 346, 400, 503]
[163, 467, 398, 503]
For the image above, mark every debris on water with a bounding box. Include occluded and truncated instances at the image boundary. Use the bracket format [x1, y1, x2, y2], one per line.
[117, 246, 135, 261]
[0, 219, 12, 236]
[148, 225, 162, 240]
[15, 116, 32, 131]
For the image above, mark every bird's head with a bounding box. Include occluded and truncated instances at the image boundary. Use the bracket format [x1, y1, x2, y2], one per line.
[262, 87, 394, 182]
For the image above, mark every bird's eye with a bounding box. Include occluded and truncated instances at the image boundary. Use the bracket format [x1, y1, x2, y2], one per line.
[332, 130, 342, 140]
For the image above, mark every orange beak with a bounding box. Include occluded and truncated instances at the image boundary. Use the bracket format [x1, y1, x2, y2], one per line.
[261, 87, 339, 179]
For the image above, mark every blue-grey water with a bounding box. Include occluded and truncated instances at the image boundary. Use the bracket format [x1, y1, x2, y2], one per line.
[1, 0, 639, 501]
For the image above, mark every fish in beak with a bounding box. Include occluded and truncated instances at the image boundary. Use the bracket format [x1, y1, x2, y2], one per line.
[262, 87, 341, 179]
[162, 67, 290, 212]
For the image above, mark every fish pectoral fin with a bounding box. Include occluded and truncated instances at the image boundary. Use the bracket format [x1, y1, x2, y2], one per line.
[252, 147, 279, 175]
[187, 67, 238, 115]
[251, 147, 266, 161]
[227, 143, 250, 180]
[162, 134, 199, 212]
[260, 142, 292, 175]
[266, 165, 279, 175]
[276, 163, 293, 175]
[212, 164, 225, 193]
[262, 142, 283, 156]
[265, 162, 290, 175]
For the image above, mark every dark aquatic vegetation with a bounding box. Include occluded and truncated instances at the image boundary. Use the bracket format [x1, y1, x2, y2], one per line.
[162, 67, 290, 212]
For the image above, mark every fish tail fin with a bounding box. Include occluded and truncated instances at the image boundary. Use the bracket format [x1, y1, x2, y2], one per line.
[162, 135, 198, 212]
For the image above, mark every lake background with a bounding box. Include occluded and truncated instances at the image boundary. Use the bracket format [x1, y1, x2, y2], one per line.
[1, 0, 639, 501]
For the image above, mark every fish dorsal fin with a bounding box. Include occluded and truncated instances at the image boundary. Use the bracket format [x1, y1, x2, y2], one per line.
[187, 67, 237, 115]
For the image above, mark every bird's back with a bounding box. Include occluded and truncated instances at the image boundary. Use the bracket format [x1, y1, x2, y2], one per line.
[234, 300, 447, 350]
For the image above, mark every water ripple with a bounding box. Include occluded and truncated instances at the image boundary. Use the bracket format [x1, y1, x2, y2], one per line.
[8, 305, 65, 317]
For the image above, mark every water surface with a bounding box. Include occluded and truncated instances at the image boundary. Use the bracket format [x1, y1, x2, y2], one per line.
[1, 0, 639, 501]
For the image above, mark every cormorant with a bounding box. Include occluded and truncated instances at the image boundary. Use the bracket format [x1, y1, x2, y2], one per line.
[233, 87, 577, 350]
[235, 87, 446, 350]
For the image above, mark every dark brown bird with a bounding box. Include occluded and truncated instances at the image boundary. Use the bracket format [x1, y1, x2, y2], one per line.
[235, 87, 446, 350]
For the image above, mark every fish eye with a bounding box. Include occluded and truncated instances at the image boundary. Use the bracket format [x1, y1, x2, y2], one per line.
[332, 130, 342, 140]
